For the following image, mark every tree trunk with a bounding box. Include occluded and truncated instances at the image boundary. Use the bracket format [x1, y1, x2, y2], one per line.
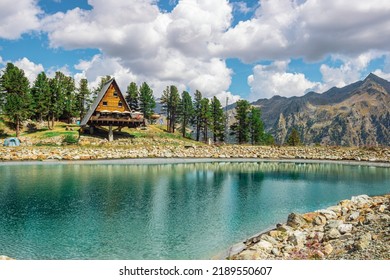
[196, 123, 200, 141]
[15, 116, 20, 137]
[51, 114, 55, 130]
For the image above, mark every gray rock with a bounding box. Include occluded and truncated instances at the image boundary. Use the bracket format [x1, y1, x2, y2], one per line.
[260, 234, 278, 245]
[355, 233, 372, 250]
[277, 224, 294, 233]
[314, 215, 327, 226]
[316, 209, 337, 220]
[326, 228, 341, 240]
[327, 205, 342, 215]
[271, 248, 281, 257]
[338, 223, 353, 234]
[378, 204, 387, 213]
[253, 240, 273, 253]
[365, 213, 379, 224]
[351, 195, 372, 207]
[348, 211, 360, 221]
[288, 231, 307, 248]
[326, 220, 343, 229]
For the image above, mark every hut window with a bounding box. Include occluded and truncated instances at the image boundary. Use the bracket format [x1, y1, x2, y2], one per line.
[118, 101, 123, 107]
[103, 101, 108, 106]
[113, 91, 118, 97]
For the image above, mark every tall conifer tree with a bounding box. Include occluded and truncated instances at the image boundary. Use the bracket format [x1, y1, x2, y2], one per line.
[180, 91, 194, 138]
[0, 63, 32, 137]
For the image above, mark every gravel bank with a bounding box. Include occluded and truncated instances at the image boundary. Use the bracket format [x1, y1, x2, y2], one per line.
[1, 137, 390, 163]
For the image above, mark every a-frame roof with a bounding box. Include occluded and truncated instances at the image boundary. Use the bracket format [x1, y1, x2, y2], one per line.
[80, 78, 130, 126]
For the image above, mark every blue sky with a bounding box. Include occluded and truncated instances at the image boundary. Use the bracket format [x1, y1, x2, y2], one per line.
[1, 0, 390, 103]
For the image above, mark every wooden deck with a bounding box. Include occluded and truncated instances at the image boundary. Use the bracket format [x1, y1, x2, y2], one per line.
[88, 116, 144, 127]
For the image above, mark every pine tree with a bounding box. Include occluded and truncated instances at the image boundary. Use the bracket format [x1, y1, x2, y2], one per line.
[75, 78, 91, 119]
[161, 85, 181, 133]
[286, 128, 301, 146]
[210, 96, 225, 143]
[139, 82, 156, 121]
[230, 100, 250, 144]
[31, 72, 50, 122]
[249, 107, 264, 145]
[47, 72, 67, 129]
[179, 91, 194, 138]
[0, 63, 33, 137]
[192, 90, 202, 141]
[125, 82, 139, 111]
[61, 75, 76, 123]
[199, 98, 211, 143]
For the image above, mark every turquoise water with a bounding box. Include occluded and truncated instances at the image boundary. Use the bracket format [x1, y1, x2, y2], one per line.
[0, 162, 389, 260]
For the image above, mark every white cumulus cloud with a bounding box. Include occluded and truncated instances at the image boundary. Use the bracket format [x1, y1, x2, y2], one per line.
[0, 0, 42, 39]
[248, 60, 321, 101]
[41, 0, 235, 98]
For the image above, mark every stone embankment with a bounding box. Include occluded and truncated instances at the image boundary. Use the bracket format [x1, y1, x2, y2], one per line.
[1, 136, 390, 162]
[230, 194, 390, 260]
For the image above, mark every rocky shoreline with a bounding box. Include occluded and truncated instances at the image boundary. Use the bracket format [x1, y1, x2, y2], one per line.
[1, 136, 390, 162]
[228, 194, 390, 260]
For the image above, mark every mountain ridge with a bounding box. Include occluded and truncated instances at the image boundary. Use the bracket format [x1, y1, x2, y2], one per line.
[251, 73, 390, 146]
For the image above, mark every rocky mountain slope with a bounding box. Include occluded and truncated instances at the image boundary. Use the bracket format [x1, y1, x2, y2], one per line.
[252, 73, 390, 146]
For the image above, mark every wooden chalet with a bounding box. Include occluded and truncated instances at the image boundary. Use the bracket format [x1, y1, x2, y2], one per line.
[80, 78, 144, 141]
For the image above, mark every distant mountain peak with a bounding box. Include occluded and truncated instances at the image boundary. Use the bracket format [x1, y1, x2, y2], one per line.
[363, 73, 390, 93]
[364, 72, 388, 84]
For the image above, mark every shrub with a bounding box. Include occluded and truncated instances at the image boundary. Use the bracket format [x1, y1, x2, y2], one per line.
[63, 134, 78, 145]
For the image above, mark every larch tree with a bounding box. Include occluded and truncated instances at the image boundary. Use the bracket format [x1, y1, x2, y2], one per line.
[0, 63, 32, 137]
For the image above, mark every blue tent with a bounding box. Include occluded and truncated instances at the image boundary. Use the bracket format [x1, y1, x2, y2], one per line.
[3, 137, 21, 147]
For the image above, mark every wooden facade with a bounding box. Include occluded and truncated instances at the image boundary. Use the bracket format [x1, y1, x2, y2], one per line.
[80, 78, 144, 140]
[96, 82, 127, 113]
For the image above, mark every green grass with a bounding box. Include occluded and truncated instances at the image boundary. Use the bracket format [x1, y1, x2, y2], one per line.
[42, 131, 77, 138]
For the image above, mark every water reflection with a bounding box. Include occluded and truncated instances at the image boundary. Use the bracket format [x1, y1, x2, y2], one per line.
[0, 162, 389, 259]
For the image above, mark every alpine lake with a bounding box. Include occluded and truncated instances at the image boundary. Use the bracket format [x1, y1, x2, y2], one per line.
[0, 160, 389, 259]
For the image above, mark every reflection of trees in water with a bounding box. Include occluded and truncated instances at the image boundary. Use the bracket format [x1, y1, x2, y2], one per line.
[1, 162, 388, 219]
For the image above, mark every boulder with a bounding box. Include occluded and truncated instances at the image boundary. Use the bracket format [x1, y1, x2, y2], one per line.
[326, 228, 341, 240]
[316, 209, 337, 220]
[337, 223, 353, 234]
[326, 220, 343, 229]
[313, 215, 327, 226]
[287, 213, 307, 229]
[253, 240, 273, 253]
[351, 195, 372, 207]
[323, 244, 333, 255]
[355, 233, 372, 250]
[348, 211, 360, 221]
[288, 231, 307, 248]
